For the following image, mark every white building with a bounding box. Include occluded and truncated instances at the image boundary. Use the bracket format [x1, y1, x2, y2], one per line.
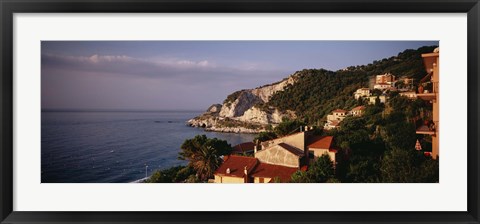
[354, 88, 371, 100]
[373, 83, 393, 90]
[369, 95, 388, 105]
[326, 109, 347, 122]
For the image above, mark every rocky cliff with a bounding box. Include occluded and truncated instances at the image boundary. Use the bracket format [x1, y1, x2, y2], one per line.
[187, 73, 298, 133]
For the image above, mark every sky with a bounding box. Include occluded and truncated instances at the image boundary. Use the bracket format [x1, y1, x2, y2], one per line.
[41, 41, 438, 111]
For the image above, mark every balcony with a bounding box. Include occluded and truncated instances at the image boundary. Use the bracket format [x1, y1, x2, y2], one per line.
[416, 125, 435, 135]
[416, 119, 436, 136]
[417, 92, 436, 101]
[417, 81, 438, 102]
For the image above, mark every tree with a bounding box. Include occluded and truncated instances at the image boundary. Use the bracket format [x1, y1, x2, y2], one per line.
[290, 154, 335, 183]
[380, 149, 417, 182]
[381, 119, 416, 151]
[346, 157, 381, 183]
[380, 149, 438, 183]
[290, 170, 310, 183]
[253, 131, 277, 143]
[146, 166, 185, 183]
[274, 119, 306, 137]
[308, 154, 335, 182]
[179, 135, 232, 181]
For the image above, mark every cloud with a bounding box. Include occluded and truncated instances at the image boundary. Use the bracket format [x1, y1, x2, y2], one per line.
[41, 54, 293, 110]
[41, 53, 289, 87]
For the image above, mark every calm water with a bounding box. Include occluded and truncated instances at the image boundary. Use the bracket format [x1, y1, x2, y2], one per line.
[41, 111, 255, 183]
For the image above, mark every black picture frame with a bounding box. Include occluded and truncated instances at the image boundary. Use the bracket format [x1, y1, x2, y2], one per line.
[1, 0, 479, 223]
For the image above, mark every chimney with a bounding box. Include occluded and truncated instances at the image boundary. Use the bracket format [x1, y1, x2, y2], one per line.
[243, 166, 248, 183]
[305, 126, 309, 132]
[226, 168, 230, 174]
[300, 126, 303, 132]
[254, 145, 257, 154]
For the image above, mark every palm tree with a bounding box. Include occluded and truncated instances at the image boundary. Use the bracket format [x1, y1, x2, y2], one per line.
[179, 135, 232, 181]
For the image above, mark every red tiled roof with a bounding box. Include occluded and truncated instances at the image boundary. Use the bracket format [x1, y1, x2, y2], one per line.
[327, 120, 340, 126]
[307, 136, 334, 149]
[214, 155, 258, 177]
[332, 109, 347, 113]
[351, 106, 366, 111]
[232, 142, 256, 154]
[250, 162, 299, 183]
[277, 143, 305, 157]
[329, 146, 342, 154]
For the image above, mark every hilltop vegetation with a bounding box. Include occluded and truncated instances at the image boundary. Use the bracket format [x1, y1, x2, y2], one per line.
[267, 46, 437, 124]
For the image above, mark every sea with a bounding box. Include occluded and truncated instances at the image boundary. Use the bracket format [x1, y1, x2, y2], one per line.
[41, 110, 255, 183]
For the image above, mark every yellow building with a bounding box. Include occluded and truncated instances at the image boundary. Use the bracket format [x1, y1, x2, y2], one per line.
[350, 106, 366, 117]
[306, 135, 337, 165]
[416, 48, 439, 160]
[213, 155, 258, 183]
[354, 88, 371, 100]
[213, 155, 298, 183]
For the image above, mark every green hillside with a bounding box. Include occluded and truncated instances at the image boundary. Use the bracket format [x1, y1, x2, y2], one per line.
[266, 46, 438, 124]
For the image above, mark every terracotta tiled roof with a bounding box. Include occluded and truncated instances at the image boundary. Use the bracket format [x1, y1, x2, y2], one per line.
[332, 109, 347, 113]
[250, 162, 299, 183]
[327, 120, 340, 126]
[307, 136, 334, 149]
[214, 155, 258, 177]
[351, 106, 366, 111]
[277, 143, 305, 157]
[232, 142, 256, 154]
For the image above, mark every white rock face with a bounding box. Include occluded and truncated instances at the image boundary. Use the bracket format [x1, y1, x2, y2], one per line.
[219, 91, 261, 118]
[207, 104, 222, 113]
[250, 75, 296, 102]
[237, 107, 270, 124]
[236, 107, 294, 125]
[187, 73, 299, 133]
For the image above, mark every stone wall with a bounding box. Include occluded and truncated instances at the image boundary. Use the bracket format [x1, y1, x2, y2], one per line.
[255, 144, 300, 168]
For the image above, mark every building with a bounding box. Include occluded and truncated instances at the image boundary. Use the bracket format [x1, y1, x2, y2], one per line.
[306, 135, 337, 164]
[213, 155, 300, 183]
[255, 143, 305, 168]
[373, 73, 396, 90]
[350, 106, 366, 116]
[354, 88, 371, 100]
[376, 73, 396, 84]
[368, 95, 388, 105]
[214, 155, 258, 183]
[214, 130, 341, 183]
[373, 83, 393, 90]
[325, 109, 348, 130]
[232, 142, 256, 155]
[324, 120, 341, 130]
[250, 163, 299, 183]
[327, 109, 347, 122]
[415, 47, 439, 160]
